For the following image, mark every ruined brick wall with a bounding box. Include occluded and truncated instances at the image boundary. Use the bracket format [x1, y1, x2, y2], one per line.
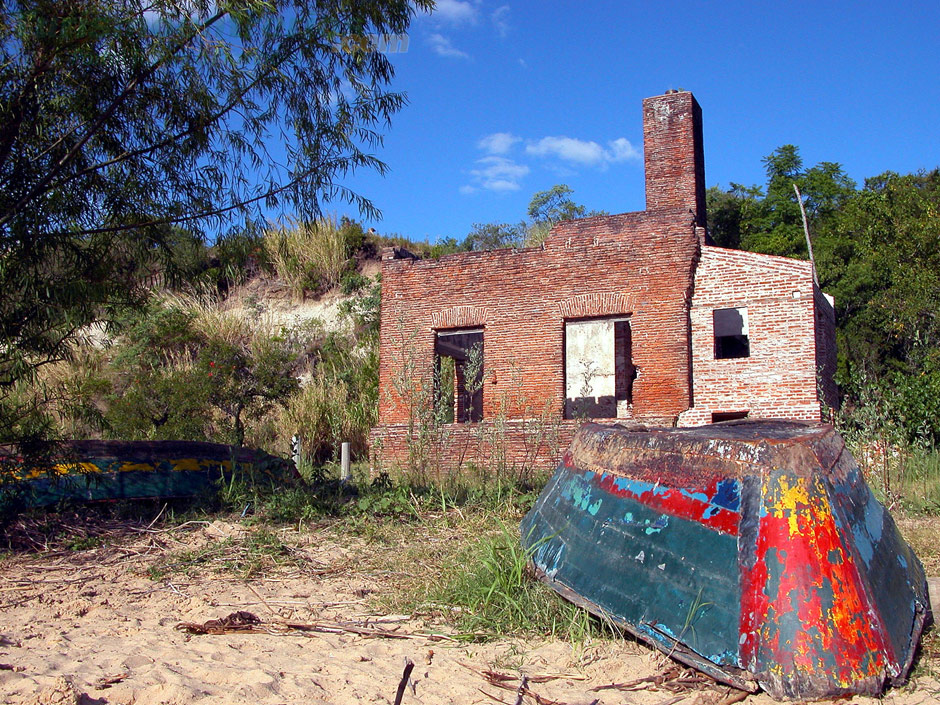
[678, 246, 830, 425]
[371, 420, 579, 482]
[373, 209, 701, 474]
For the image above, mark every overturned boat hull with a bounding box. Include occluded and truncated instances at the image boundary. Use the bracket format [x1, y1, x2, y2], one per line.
[520, 420, 930, 700]
[1, 440, 292, 508]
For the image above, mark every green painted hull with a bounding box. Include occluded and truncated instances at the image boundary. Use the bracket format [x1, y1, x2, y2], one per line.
[1, 440, 292, 508]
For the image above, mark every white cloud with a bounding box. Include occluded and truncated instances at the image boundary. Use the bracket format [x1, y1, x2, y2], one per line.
[467, 156, 529, 192]
[608, 137, 641, 162]
[478, 132, 520, 155]
[527, 137, 605, 165]
[428, 33, 469, 59]
[492, 5, 510, 37]
[526, 136, 641, 166]
[431, 0, 479, 25]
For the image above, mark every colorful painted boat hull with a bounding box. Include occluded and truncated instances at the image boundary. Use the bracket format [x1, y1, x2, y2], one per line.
[1, 440, 292, 508]
[520, 420, 930, 700]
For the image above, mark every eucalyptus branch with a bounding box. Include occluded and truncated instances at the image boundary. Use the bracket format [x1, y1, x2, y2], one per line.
[0, 9, 229, 229]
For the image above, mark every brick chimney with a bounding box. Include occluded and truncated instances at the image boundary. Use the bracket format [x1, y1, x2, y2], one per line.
[643, 91, 706, 226]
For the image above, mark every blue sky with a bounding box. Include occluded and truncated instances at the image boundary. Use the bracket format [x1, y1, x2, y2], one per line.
[339, 0, 940, 243]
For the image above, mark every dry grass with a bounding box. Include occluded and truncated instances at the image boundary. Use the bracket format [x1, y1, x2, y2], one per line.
[897, 515, 940, 576]
[263, 217, 347, 298]
[159, 290, 252, 344]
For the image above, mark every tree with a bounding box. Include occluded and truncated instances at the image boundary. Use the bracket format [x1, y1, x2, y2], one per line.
[462, 222, 524, 251]
[527, 184, 587, 225]
[0, 0, 431, 442]
[820, 171, 940, 374]
[734, 146, 855, 257]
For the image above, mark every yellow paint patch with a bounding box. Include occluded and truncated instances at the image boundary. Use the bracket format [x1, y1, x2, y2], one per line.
[169, 458, 204, 472]
[767, 475, 816, 537]
[51, 462, 101, 477]
[118, 462, 157, 473]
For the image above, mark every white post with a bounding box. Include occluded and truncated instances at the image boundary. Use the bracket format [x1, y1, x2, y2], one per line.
[291, 434, 301, 468]
[341, 442, 351, 482]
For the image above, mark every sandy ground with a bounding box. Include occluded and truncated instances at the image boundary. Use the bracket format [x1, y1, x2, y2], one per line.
[1, 518, 937, 705]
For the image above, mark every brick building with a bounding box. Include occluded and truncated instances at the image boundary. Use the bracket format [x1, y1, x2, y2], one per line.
[370, 91, 837, 477]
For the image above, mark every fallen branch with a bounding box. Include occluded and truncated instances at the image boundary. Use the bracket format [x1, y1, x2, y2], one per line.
[590, 663, 722, 695]
[513, 675, 529, 705]
[175, 610, 456, 642]
[459, 663, 569, 705]
[176, 610, 261, 634]
[653, 697, 686, 705]
[94, 672, 129, 690]
[715, 690, 749, 705]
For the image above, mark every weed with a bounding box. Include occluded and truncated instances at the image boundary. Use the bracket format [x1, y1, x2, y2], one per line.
[426, 522, 599, 642]
[667, 586, 712, 656]
[897, 447, 940, 514]
[65, 535, 106, 551]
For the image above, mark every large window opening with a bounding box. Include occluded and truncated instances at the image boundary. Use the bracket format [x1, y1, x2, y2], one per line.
[434, 329, 484, 423]
[713, 307, 750, 359]
[564, 318, 635, 419]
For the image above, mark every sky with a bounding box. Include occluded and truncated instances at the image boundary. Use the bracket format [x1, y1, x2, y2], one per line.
[337, 0, 940, 243]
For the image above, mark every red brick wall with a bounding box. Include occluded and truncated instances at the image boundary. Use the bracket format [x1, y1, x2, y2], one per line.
[373, 209, 701, 474]
[370, 420, 578, 483]
[678, 246, 830, 425]
[377, 209, 700, 422]
[643, 91, 706, 225]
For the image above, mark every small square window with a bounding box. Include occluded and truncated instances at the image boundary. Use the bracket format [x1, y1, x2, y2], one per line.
[713, 308, 749, 359]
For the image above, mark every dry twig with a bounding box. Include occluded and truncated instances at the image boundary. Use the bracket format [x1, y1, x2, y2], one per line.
[393, 658, 414, 705]
[175, 610, 455, 642]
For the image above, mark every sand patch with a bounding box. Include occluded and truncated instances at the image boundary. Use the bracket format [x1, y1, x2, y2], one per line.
[1, 519, 936, 704]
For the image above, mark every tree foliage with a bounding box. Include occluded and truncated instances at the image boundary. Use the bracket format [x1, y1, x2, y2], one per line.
[722, 145, 856, 257]
[526, 184, 587, 225]
[462, 222, 525, 251]
[430, 184, 599, 257]
[0, 0, 430, 441]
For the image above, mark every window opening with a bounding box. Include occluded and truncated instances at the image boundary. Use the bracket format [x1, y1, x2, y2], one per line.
[564, 318, 635, 419]
[434, 329, 483, 423]
[712, 411, 749, 423]
[713, 307, 750, 359]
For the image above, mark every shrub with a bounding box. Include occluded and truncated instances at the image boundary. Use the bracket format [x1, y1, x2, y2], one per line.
[106, 365, 212, 441]
[340, 271, 369, 295]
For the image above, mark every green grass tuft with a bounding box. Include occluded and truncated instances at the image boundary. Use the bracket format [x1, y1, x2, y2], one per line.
[427, 523, 603, 642]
